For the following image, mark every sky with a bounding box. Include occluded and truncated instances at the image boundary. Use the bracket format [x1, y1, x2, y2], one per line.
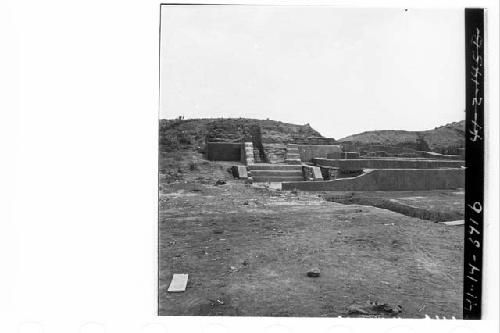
[160, 6, 465, 139]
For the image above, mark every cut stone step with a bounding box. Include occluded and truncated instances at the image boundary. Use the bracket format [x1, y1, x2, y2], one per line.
[286, 153, 301, 159]
[248, 164, 303, 171]
[285, 159, 302, 165]
[252, 176, 305, 182]
[250, 170, 303, 177]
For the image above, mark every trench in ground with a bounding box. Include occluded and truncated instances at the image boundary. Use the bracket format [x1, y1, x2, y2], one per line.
[322, 193, 463, 222]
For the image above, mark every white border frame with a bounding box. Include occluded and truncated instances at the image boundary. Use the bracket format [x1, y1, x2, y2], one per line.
[1, 0, 497, 332]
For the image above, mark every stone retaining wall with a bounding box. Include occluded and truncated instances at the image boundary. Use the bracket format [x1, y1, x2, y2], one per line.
[313, 158, 464, 170]
[327, 152, 360, 159]
[207, 142, 242, 161]
[298, 145, 342, 162]
[282, 168, 464, 191]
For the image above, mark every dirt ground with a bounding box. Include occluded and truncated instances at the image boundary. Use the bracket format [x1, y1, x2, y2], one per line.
[158, 149, 464, 318]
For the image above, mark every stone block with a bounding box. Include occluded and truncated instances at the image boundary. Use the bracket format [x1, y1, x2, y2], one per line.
[232, 165, 248, 179]
[311, 166, 323, 180]
[302, 165, 323, 181]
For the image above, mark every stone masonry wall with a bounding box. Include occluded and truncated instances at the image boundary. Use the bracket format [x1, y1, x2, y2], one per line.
[283, 168, 465, 191]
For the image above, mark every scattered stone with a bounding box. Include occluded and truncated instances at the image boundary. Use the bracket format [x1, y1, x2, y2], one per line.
[347, 301, 402, 316]
[208, 298, 225, 306]
[213, 229, 223, 234]
[243, 201, 249, 205]
[347, 305, 368, 315]
[307, 268, 321, 277]
[215, 179, 226, 186]
[242, 260, 249, 266]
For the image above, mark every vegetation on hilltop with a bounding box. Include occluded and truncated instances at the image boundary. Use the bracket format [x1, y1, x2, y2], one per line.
[159, 117, 323, 151]
[338, 120, 465, 154]
[159, 117, 465, 155]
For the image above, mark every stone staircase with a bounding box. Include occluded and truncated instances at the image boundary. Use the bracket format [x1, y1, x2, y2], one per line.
[248, 164, 304, 182]
[285, 144, 302, 165]
[243, 142, 255, 164]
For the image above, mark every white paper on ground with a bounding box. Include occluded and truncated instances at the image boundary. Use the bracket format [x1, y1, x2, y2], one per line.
[167, 274, 189, 292]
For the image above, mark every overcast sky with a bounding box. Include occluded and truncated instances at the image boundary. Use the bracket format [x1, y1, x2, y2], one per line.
[160, 6, 465, 139]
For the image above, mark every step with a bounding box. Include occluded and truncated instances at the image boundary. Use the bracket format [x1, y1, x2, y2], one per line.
[248, 164, 303, 171]
[287, 144, 298, 148]
[285, 159, 302, 165]
[286, 148, 300, 153]
[286, 153, 301, 159]
[250, 170, 304, 177]
[252, 176, 305, 182]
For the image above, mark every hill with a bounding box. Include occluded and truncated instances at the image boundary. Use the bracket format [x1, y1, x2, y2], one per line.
[159, 118, 324, 151]
[338, 120, 465, 154]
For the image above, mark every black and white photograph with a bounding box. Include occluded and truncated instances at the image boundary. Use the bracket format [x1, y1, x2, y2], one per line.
[0, 0, 500, 333]
[158, 5, 481, 318]
[2, 1, 499, 332]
